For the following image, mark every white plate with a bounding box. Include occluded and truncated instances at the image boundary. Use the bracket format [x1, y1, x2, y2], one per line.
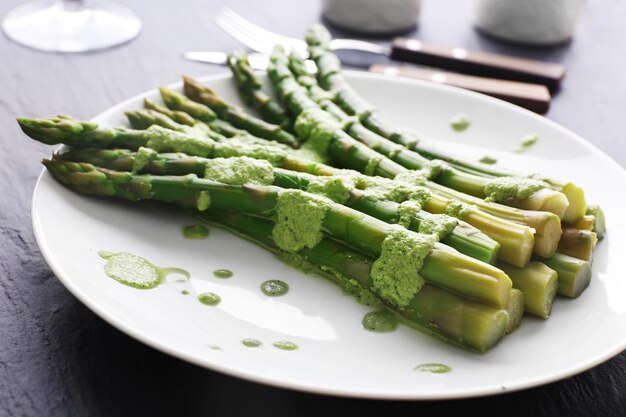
[31, 72, 626, 400]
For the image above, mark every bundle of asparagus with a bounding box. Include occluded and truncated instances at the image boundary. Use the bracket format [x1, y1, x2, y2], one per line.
[17, 25, 603, 353]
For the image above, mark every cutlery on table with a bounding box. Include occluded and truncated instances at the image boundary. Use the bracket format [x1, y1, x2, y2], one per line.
[216, 7, 565, 90]
[183, 51, 551, 114]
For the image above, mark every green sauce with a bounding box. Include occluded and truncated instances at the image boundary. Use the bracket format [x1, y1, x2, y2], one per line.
[516, 133, 539, 152]
[370, 226, 435, 308]
[207, 344, 222, 350]
[242, 338, 262, 348]
[98, 251, 189, 289]
[414, 363, 452, 374]
[181, 289, 190, 295]
[479, 156, 497, 165]
[450, 113, 471, 132]
[198, 292, 221, 306]
[273, 341, 298, 351]
[362, 311, 398, 332]
[213, 269, 233, 279]
[182, 224, 209, 239]
[261, 280, 289, 297]
[204, 156, 275, 185]
[272, 190, 330, 253]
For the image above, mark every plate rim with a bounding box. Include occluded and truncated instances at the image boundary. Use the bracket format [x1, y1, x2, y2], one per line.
[30, 70, 626, 400]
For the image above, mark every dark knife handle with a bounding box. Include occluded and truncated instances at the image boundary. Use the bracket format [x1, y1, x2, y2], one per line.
[369, 64, 551, 114]
[390, 38, 565, 91]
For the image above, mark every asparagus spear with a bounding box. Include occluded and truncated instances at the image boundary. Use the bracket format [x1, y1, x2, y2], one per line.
[557, 228, 598, 261]
[304, 25, 582, 222]
[499, 262, 558, 319]
[227, 50, 294, 131]
[506, 289, 524, 333]
[58, 148, 500, 264]
[42, 159, 513, 308]
[144, 98, 248, 139]
[200, 209, 509, 352]
[125, 109, 225, 142]
[18, 116, 532, 267]
[173, 79, 301, 148]
[542, 253, 591, 298]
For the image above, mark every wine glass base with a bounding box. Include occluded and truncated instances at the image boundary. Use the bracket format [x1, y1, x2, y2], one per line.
[2, 0, 142, 53]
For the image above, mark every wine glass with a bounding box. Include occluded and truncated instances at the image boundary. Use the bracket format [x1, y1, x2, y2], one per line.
[2, 0, 142, 53]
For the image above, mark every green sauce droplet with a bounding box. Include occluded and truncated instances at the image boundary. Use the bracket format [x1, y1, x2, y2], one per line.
[273, 341, 298, 351]
[450, 113, 470, 132]
[182, 224, 209, 239]
[207, 344, 221, 350]
[515, 133, 539, 152]
[213, 269, 233, 279]
[98, 251, 189, 289]
[198, 292, 221, 306]
[414, 363, 451, 373]
[242, 338, 262, 348]
[479, 155, 497, 165]
[261, 280, 289, 297]
[181, 289, 189, 295]
[362, 310, 398, 333]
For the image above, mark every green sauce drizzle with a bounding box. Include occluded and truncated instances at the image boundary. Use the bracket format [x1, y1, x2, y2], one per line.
[207, 344, 222, 350]
[98, 251, 189, 289]
[181, 289, 190, 295]
[182, 224, 209, 239]
[198, 292, 221, 306]
[362, 311, 398, 332]
[261, 280, 289, 297]
[414, 363, 452, 373]
[242, 338, 262, 348]
[213, 269, 233, 279]
[479, 156, 497, 165]
[515, 133, 539, 152]
[272, 190, 330, 252]
[450, 113, 471, 132]
[370, 226, 436, 308]
[273, 341, 298, 351]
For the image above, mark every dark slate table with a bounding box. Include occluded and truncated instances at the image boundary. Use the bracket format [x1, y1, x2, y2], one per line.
[1, 0, 624, 416]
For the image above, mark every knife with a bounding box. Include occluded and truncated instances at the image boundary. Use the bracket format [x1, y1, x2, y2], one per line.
[184, 51, 551, 114]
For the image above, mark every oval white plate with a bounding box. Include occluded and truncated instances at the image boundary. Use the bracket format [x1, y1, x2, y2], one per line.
[32, 72, 626, 400]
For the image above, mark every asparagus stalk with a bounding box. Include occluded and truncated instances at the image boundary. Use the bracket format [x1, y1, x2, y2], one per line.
[506, 289, 524, 333]
[176, 78, 301, 148]
[200, 209, 509, 352]
[557, 228, 598, 261]
[227, 50, 294, 131]
[42, 159, 512, 308]
[58, 148, 501, 264]
[19, 116, 535, 266]
[304, 25, 578, 222]
[125, 109, 226, 142]
[567, 214, 595, 231]
[586, 204, 606, 239]
[499, 262, 558, 319]
[144, 98, 248, 139]
[542, 253, 591, 298]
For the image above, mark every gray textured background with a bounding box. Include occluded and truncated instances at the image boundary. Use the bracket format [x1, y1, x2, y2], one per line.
[1, 0, 624, 416]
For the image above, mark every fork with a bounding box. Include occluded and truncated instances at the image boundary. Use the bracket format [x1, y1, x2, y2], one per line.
[216, 7, 388, 57]
[216, 7, 564, 91]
